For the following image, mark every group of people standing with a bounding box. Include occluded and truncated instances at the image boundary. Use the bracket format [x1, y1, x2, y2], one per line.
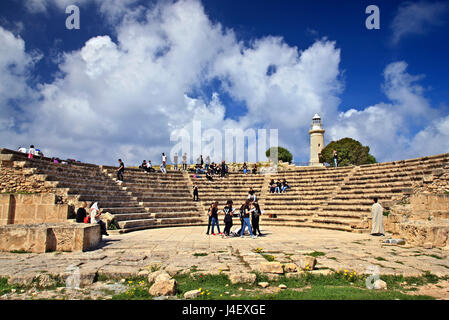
[206, 198, 263, 239]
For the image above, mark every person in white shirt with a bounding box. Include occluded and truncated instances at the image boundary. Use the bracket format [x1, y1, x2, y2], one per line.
[89, 202, 109, 236]
[371, 198, 385, 236]
[28, 145, 35, 159]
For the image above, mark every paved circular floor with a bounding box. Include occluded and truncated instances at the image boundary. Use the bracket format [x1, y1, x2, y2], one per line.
[1, 226, 449, 282]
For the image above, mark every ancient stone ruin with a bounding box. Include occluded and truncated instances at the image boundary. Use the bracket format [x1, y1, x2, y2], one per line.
[0, 147, 448, 249]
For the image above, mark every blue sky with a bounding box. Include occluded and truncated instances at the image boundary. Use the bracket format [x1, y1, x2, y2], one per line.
[0, 0, 448, 165]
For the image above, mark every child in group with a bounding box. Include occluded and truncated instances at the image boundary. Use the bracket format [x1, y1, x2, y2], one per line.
[248, 187, 256, 202]
[210, 201, 221, 235]
[222, 200, 235, 237]
[251, 200, 263, 236]
[240, 200, 256, 239]
[269, 179, 276, 193]
[206, 203, 213, 235]
[281, 179, 290, 193]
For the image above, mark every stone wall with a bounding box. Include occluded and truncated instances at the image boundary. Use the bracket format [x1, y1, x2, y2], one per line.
[0, 159, 54, 194]
[0, 193, 69, 225]
[386, 192, 449, 248]
[0, 223, 101, 253]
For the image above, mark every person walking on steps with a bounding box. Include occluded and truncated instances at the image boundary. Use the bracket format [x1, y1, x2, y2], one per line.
[117, 159, 125, 182]
[193, 184, 199, 201]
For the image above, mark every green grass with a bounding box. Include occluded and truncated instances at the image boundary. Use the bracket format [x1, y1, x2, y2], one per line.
[193, 253, 208, 257]
[305, 251, 326, 257]
[107, 270, 441, 300]
[375, 256, 387, 261]
[9, 250, 29, 254]
[261, 254, 276, 262]
[0, 277, 18, 296]
[260, 286, 433, 300]
[3, 269, 442, 300]
[111, 276, 151, 300]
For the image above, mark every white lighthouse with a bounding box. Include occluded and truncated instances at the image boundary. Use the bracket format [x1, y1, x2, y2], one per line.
[309, 113, 325, 166]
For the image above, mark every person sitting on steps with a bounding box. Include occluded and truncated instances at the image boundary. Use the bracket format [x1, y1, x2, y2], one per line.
[89, 202, 109, 236]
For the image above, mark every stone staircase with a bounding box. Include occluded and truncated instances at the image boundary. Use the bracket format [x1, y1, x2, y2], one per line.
[102, 167, 203, 233]
[261, 166, 356, 231]
[317, 153, 449, 231]
[11, 158, 149, 232]
[261, 153, 449, 232]
[187, 172, 265, 214]
[1, 147, 448, 234]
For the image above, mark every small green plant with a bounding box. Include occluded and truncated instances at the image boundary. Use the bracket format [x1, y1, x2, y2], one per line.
[261, 254, 276, 262]
[193, 253, 208, 257]
[383, 210, 390, 217]
[305, 251, 326, 257]
[146, 262, 162, 272]
[108, 218, 119, 230]
[375, 256, 387, 261]
[9, 250, 29, 254]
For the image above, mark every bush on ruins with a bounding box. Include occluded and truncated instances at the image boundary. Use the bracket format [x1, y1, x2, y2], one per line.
[319, 137, 377, 167]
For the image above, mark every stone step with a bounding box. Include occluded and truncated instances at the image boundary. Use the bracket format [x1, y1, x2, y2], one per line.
[261, 220, 353, 232]
[96, 200, 142, 208]
[114, 213, 153, 221]
[155, 217, 204, 225]
[317, 211, 366, 219]
[151, 211, 202, 219]
[102, 206, 147, 214]
[144, 205, 199, 212]
[77, 194, 137, 202]
[118, 218, 157, 229]
[321, 206, 371, 212]
[67, 188, 132, 197]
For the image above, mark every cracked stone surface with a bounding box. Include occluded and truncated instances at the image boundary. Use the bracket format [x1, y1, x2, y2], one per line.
[1, 226, 448, 287]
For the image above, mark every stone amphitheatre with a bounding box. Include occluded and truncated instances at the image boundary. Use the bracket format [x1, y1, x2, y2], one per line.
[0, 144, 449, 300]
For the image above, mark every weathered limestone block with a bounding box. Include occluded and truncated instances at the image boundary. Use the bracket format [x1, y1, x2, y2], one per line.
[149, 279, 177, 296]
[100, 212, 115, 228]
[397, 220, 449, 248]
[148, 270, 171, 284]
[184, 289, 201, 299]
[0, 223, 101, 253]
[284, 263, 298, 273]
[229, 272, 256, 284]
[373, 279, 387, 290]
[259, 262, 284, 274]
[0, 224, 48, 253]
[298, 256, 317, 270]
